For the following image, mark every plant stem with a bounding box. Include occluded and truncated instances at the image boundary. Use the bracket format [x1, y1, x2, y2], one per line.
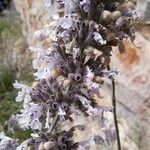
[111, 77, 121, 150]
[49, 84, 73, 134]
[107, 65, 121, 150]
[49, 113, 59, 133]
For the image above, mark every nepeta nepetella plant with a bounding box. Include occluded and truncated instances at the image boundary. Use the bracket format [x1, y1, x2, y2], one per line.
[0, 0, 141, 150]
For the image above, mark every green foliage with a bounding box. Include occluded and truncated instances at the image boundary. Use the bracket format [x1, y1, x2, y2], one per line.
[0, 19, 8, 34]
[0, 67, 15, 93]
[0, 90, 20, 125]
[7, 129, 32, 143]
[0, 14, 33, 141]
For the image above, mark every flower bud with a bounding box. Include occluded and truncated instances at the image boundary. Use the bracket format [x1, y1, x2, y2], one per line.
[27, 146, 32, 150]
[101, 10, 112, 24]
[38, 142, 44, 150]
[34, 30, 48, 41]
[44, 141, 56, 150]
[112, 11, 121, 20]
[107, 33, 116, 42]
[51, 66, 61, 78]
[94, 76, 103, 84]
[107, 33, 119, 46]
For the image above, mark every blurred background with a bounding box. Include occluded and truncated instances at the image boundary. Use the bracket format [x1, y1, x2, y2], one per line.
[0, 0, 149, 149]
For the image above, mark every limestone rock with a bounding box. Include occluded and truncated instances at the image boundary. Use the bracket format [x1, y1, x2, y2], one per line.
[13, 0, 53, 46]
[136, 0, 150, 24]
[109, 31, 150, 149]
[112, 33, 150, 99]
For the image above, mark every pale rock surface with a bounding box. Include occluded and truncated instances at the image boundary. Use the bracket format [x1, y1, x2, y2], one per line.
[13, 0, 53, 46]
[109, 30, 150, 150]
[136, 0, 150, 24]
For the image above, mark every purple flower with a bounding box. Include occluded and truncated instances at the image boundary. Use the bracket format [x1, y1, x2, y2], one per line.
[0, 133, 18, 150]
[9, 0, 140, 149]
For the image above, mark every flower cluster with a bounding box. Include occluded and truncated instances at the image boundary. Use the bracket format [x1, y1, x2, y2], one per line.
[0, 0, 141, 149]
[0, 132, 18, 150]
[27, 127, 78, 150]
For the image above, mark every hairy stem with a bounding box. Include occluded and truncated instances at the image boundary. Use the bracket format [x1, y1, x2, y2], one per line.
[112, 77, 121, 150]
[107, 65, 121, 150]
[49, 113, 59, 133]
[49, 84, 73, 134]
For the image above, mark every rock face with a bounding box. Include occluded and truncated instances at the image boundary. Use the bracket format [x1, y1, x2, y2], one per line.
[12, 0, 150, 149]
[136, 0, 150, 24]
[13, 0, 53, 46]
[110, 30, 150, 149]
[112, 32, 150, 100]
